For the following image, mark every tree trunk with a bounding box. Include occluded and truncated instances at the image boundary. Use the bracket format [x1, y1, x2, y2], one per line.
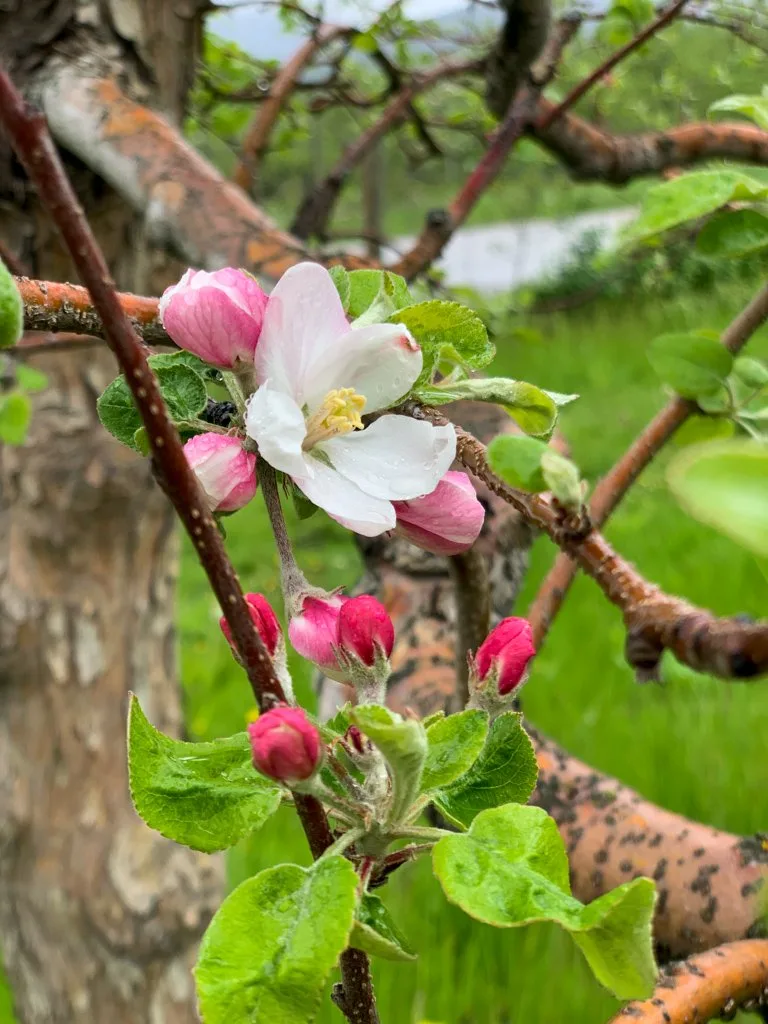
[0, 3, 225, 1021]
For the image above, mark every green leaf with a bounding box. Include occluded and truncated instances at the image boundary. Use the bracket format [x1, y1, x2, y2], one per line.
[672, 415, 735, 448]
[0, 258, 23, 349]
[696, 209, 768, 259]
[346, 270, 412, 320]
[414, 378, 557, 437]
[543, 390, 579, 408]
[195, 857, 358, 1024]
[627, 170, 768, 243]
[432, 804, 657, 999]
[647, 332, 733, 400]
[733, 357, 768, 389]
[0, 392, 31, 445]
[127, 695, 281, 853]
[350, 894, 417, 962]
[351, 704, 427, 823]
[487, 434, 549, 492]
[709, 93, 768, 132]
[421, 710, 488, 791]
[432, 713, 538, 830]
[329, 265, 351, 312]
[667, 439, 768, 558]
[289, 480, 319, 520]
[146, 349, 213, 377]
[394, 301, 495, 385]
[97, 360, 208, 450]
[541, 451, 583, 510]
[14, 364, 48, 393]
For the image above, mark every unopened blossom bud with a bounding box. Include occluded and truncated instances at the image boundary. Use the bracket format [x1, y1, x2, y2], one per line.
[289, 593, 395, 697]
[288, 594, 346, 673]
[220, 592, 281, 658]
[393, 471, 485, 556]
[338, 595, 395, 667]
[159, 267, 268, 368]
[247, 706, 322, 785]
[474, 617, 535, 696]
[184, 433, 257, 513]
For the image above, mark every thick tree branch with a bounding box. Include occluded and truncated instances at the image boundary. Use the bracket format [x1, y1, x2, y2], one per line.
[403, 403, 768, 681]
[34, 68, 373, 282]
[485, 0, 553, 118]
[233, 24, 351, 195]
[530, 101, 768, 183]
[16, 276, 167, 345]
[290, 58, 483, 241]
[528, 280, 768, 648]
[607, 940, 768, 1022]
[0, 64, 379, 1024]
[449, 548, 492, 708]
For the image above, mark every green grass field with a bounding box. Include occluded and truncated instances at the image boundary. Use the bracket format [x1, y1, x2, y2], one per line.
[177, 284, 768, 1023]
[2, 285, 766, 1023]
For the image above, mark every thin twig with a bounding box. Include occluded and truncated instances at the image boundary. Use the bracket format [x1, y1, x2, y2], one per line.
[528, 279, 768, 649]
[536, 0, 691, 132]
[606, 940, 768, 1023]
[449, 548, 491, 709]
[0, 238, 27, 276]
[402, 402, 768, 681]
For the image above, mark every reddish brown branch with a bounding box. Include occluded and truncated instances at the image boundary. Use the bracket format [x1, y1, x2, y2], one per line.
[528, 280, 768, 648]
[608, 940, 768, 1022]
[16, 277, 167, 345]
[536, 0, 690, 133]
[0, 65, 379, 1024]
[403, 403, 768, 681]
[233, 24, 350, 195]
[0, 237, 27, 276]
[290, 57, 482, 241]
[531, 101, 768, 183]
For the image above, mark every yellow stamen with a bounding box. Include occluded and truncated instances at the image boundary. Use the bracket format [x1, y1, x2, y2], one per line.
[303, 388, 367, 450]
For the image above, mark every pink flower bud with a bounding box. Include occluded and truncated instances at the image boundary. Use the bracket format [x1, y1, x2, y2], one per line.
[393, 471, 485, 556]
[338, 595, 395, 666]
[474, 617, 535, 695]
[288, 594, 347, 672]
[159, 267, 268, 368]
[247, 706, 322, 785]
[220, 593, 281, 658]
[184, 433, 257, 513]
[288, 593, 395, 685]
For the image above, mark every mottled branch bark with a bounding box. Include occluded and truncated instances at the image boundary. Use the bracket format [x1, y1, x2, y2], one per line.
[528, 279, 768, 648]
[316, 401, 768, 961]
[485, 0, 552, 118]
[608, 940, 768, 1021]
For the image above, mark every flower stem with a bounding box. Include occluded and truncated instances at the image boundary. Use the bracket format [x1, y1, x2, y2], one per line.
[221, 370, 248, 418]
[259, 462, 310, 602]
[319, 827, 364, 861]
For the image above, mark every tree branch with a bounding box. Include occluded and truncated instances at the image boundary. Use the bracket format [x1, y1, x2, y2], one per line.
[290, 58, 483, 241]
[528, 279, 768, 648]
[607, 940, 768, 1022]
[536, 0, 690, 133]
[16, 276, 167, 345]
[449, 548, 492, 709]
[403, 403, 768, 681]
[530, 101, 768, 183]
[233, 24, 351, 195]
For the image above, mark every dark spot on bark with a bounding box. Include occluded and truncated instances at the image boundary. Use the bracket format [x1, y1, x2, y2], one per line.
[663, 1013, 671, 1023]
[591, 870, 604, 888]
[730, 651, 761, 678]
[595, 848, 609, 864]
[653, 858, 668, 882]
[592, 790, 617, 808]
[649, 833, 664, 848]
[620, 859, 633, 873]
[700, 896, 717, 923]
[742, 879, 764, 899]
[676, 829, 690, 841]
[680, 926, 698, 945]
[619, 1007, 643, 1018]
[687, 963, 706, 978]
[657, 888, 669, 916]
[693, 847, 705, 857]
[738, 834, 768, 867]
[651, 998, 665, 1007]
[677, 858, 685, 866]
[605, 814, 616, 827]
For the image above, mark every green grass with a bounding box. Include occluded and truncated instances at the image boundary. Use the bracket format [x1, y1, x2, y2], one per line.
[2, 285, 765, 1022]
[177, 283, 768, 1023]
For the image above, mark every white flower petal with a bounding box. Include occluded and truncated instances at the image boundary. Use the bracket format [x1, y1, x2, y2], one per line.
[296, 459, 396, 536]
[245, 385, 312, 479]
[303, 323, 422, 414]
[322, 415, 456, 501]
[254, 263, 349, 403]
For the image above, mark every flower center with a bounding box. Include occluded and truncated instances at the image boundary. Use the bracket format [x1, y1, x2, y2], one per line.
[302, 388, 366, 450]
